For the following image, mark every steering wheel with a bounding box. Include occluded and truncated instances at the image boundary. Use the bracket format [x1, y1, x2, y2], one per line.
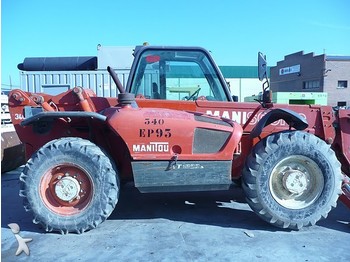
[186, 88, 201, 101]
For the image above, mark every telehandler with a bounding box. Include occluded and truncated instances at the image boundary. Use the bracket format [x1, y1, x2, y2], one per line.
[8, 46, 349, 233]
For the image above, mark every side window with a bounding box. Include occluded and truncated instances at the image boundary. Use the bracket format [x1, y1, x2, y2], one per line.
[132, 59, 160, 99]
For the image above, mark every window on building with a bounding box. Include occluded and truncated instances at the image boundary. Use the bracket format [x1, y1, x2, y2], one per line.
[337, 101, 347, 108]
[303, 80, 320, 89]
[337, 80, 348, 88]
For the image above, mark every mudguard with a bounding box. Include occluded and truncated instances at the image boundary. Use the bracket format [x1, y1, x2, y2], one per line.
[21, 110, 107, 126]
[250, 108, 308, 138]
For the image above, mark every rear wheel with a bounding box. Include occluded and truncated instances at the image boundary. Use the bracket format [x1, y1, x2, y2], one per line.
[20, 137, 119, 234]
[242, 131, 342, 229]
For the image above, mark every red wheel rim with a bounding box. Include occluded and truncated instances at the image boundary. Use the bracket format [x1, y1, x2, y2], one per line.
[40, 164, 93, 216]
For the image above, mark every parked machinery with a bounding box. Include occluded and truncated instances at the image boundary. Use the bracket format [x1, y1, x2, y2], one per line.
[8, 46, 349, 233]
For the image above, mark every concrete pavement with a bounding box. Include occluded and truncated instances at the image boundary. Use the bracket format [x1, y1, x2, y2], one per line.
[1, 166, 349, 261]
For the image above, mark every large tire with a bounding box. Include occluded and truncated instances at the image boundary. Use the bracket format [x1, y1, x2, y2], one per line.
[242, 131, 343, 230]
[19, 137, 119, 234]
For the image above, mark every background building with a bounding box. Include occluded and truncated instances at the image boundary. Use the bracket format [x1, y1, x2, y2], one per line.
[270, 51, 350, 107]
[17, 45, 266, 101]
[15, 47, 349, 107]
[324, 56, 350, 107]
[221, 66, 267, 102]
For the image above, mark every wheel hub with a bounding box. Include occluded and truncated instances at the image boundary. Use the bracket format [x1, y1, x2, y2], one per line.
[55, 176, 81, 202]
[282, 169, 308, 194]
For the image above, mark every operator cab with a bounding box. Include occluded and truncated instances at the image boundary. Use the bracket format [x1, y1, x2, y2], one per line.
[127, 47, 233, 102]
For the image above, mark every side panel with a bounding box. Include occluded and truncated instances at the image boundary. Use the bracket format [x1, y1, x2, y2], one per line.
[107, 108, 242, 161]
[132, 160, 232, 192]
[133, 98, 337, 178]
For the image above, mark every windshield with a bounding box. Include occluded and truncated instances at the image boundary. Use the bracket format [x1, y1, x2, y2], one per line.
[129, 49, 228, 101]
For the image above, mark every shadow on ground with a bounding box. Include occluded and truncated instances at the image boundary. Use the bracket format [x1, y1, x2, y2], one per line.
[2, 166, 349, 234]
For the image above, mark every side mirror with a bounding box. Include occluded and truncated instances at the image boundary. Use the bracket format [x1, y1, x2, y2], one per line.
[258, 52, 267, 81]
[257, 52, 271, 107]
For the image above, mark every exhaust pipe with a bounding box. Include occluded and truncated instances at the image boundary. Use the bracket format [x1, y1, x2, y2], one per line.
[107, 66, 125, 94]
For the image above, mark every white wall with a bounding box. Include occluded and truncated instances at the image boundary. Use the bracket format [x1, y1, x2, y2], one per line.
[226, 78, 264, 102]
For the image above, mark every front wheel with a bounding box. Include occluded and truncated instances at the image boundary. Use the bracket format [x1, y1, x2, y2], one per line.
[19, 137, 120, 234]
[242, 131, 342, 230]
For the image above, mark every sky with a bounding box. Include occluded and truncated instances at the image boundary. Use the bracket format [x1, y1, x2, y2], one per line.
[1, 0, 350, 88]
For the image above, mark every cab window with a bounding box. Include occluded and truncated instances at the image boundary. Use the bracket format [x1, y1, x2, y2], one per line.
[130, 50, 227, 101]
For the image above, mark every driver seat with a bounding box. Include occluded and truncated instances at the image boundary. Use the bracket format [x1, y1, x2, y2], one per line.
[152, 83, 160, 99]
